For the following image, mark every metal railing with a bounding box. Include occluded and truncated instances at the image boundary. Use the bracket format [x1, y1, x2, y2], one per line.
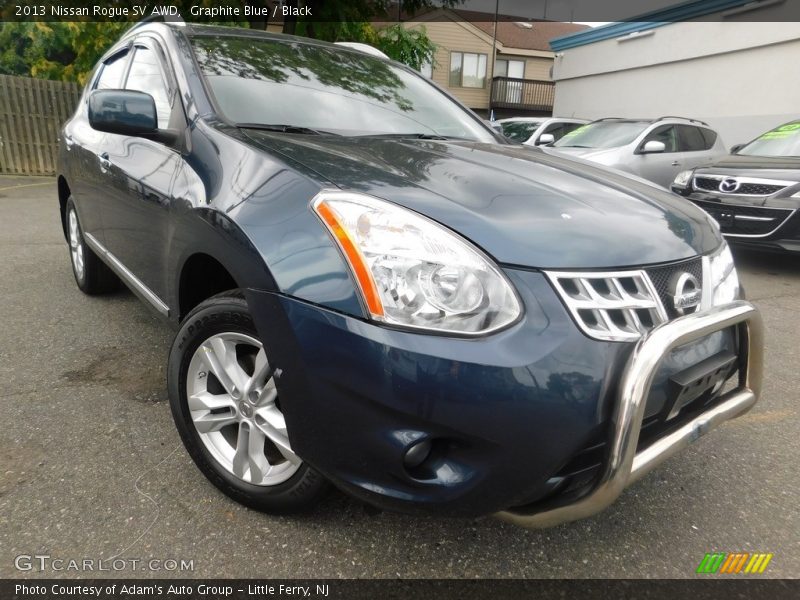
[489, 76, 555, 112]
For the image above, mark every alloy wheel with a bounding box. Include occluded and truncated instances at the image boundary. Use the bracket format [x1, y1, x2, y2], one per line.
[68, 208, 85, 279]
[186, 332, 301, 486]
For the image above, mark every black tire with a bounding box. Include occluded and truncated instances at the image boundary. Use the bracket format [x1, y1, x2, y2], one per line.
[167, 291, 328, 513]
[65, 197, 119, 294]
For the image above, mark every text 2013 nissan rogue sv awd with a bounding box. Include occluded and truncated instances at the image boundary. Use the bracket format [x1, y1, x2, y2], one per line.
[57, 22, 763, 528]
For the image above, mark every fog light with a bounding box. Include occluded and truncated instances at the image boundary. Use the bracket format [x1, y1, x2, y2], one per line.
[403, 438, 433, 469]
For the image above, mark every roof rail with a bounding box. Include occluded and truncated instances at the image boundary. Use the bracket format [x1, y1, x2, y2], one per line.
[126, 12, 185, 34]
[593, 117, 629, 121]
[334, 42, 390, 60]
[653, 115, 710, 126]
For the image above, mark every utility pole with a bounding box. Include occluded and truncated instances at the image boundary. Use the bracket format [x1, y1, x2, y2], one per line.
[489, 0, 499, 120]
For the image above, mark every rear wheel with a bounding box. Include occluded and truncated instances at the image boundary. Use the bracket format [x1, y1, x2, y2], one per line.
[65, 197, 118, 294]
[168, 292, 328, 512]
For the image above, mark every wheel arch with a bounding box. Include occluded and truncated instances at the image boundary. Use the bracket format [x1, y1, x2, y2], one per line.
[57, 175, 71, 240]
[177, 252, 241, 321]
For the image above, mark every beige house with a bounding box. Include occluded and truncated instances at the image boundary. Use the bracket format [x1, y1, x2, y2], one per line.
[402, 11, 588, 117]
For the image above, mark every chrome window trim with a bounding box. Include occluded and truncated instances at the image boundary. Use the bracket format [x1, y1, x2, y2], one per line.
[83, 232, 170, 317]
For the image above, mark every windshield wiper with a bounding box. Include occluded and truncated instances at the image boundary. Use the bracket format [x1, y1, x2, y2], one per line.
[357, 132, 453, 140]
[235, 123, 338, 136]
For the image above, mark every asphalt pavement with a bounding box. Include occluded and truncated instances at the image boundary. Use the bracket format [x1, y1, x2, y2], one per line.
[0, 175, 797, 578]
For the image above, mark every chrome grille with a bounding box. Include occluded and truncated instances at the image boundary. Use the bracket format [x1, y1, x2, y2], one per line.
[693, 174, 792, 196]
[546, 270, 668, 342]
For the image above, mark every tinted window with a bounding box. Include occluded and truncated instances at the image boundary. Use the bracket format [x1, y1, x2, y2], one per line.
[95, 52, 128, 90]
[192, 36, 495, 141]
[737, 121, 800, 157]
[561, 122, 584, 137]
[699, 127, 717, 149]
[500, 121, 541, 142]
[542, 122, 582, 142]
[125, 46, 171, 129]
[677, 125, 707, 152]
[642, 125, 678, 152]
[554, 121, 648, 149]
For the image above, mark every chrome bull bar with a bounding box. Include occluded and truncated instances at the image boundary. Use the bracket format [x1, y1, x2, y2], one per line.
[497, 300, 764, 529]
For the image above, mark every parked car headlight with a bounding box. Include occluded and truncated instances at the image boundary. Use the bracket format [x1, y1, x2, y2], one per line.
[708, 242, 739, 306]
[312, 191, 522, 334]
[672, 169, 694, 189]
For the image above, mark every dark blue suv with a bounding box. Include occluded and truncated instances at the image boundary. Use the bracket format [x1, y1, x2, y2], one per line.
[57, 21, 763, 527]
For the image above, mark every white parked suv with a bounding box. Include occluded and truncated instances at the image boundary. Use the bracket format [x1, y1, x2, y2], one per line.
[547, 117, 727, 188]
[495, 117, 588, 146]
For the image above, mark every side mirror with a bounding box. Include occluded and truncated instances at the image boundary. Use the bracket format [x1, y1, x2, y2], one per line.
[537, 133, 555, 146]
[730, 143, 745, 154]
[88, 89, 158, 136]
[641, 140, 666, 153]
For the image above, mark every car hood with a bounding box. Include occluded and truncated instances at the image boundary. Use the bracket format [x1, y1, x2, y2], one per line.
[696, 153, 800, 181]
[241, 132, 721, 269]
[545, 145, 621, 165]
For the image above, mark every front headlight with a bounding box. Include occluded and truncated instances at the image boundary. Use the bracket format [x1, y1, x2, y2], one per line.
[672, 169, 694, 188]
[708, 242, 739, 306]
[312, 191, 522, 335]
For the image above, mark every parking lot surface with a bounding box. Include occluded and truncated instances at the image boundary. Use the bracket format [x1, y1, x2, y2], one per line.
[0, 175, 798, 578]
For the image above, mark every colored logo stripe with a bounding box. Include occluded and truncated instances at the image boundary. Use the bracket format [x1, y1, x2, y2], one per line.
[696, 553, 773, 574]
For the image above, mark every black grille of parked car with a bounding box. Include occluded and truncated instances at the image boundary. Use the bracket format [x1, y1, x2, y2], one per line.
[693, 176, 787, 196]
[691, 198, 795, 236]
[645, 257, 703, 319]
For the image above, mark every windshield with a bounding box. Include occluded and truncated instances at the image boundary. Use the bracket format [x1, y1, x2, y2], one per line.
[737, 122, 800, 157]
[191, 35, 495, 141]
[554, 121, 648, 149]
[499, 121, 542, 142]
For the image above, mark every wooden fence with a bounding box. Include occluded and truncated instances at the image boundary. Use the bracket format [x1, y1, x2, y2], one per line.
[0, 74, 82, 176]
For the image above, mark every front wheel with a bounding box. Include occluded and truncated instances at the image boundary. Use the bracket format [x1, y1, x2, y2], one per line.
[167, 291, 328, 513]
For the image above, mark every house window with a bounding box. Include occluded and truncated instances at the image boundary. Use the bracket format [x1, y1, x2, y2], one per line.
[495, 59, 525, 79]
[449, 52, 487, 88]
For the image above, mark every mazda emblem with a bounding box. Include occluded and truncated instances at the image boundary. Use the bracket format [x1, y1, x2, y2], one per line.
[719, 177, 740, 193]
[669, 272, 702, 315]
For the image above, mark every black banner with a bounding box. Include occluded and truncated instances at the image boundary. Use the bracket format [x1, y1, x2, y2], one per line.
[2, 0, 800, 23]
[3, 579, 800, 600]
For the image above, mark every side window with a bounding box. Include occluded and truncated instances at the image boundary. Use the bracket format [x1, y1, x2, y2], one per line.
[677, 125, 707, 152]
[561, 122, 584, 138]
[543, 122, 580, 143]
[94, 52, 128, 90]
[699, 127, 718, 149]
[125, 45, 172, 129]
[642, 125, 678, 153]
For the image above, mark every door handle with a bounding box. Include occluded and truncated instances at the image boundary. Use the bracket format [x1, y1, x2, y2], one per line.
[671, 160, 680, 166]
[98, 152, 111, 172]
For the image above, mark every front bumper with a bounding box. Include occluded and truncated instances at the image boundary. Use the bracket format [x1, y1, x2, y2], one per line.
[672, 190, 800, 253]
[245, 270, 762, 525]
[498, 300, 763, 528]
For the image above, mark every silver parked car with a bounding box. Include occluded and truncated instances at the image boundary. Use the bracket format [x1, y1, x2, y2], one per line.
[496, 117, 588, 146]
[547, 117, 727, 188]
